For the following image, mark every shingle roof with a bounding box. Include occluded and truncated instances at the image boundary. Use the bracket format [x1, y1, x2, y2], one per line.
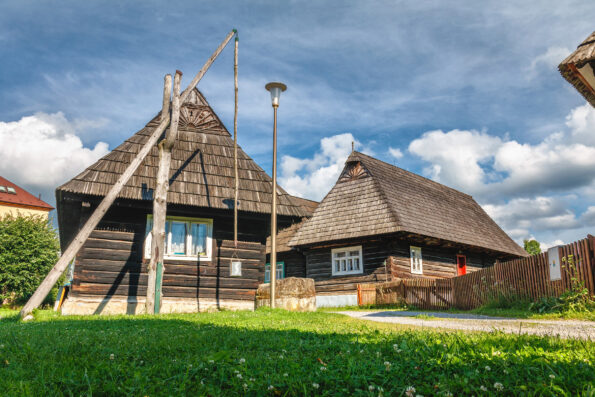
[289, 151, 527, 257]
[559, 31, 595, 107]
[0, 176, 53, 210]
[57, 89, 309, 218]
[266, 196, 319, 253]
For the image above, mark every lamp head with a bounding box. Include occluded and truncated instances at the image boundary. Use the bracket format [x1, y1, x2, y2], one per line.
[265, 82, 287, 107]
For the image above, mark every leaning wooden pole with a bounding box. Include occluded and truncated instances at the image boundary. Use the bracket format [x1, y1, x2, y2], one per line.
[146, 71, 182, 314]
[20, 29, 237, 319]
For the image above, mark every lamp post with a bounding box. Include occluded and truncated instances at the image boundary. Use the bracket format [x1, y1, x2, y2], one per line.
[265, 81, 286, 309]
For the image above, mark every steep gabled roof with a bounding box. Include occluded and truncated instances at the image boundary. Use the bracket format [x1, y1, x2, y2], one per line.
[57, 89, 308, 218]
[289, 151, 527, 257]
[0, 176, 53, 211]
[559, 30, 595, 107]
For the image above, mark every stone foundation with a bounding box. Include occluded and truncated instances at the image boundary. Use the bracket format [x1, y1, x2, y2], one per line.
[256, 277, 316, 311]
[61, 295, 254, 315]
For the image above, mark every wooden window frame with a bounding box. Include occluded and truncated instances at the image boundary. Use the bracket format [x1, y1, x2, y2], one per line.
[264, 262, 285, 283]
[410, 246, 423, 275]
[144, 215, 213, 261]
[331, 245, 363, 276]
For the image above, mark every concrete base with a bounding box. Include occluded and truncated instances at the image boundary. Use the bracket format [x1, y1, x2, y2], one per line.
[316, 294, 358, 308]
[61, 295, 254, 315]
[255, 296, 316, 311]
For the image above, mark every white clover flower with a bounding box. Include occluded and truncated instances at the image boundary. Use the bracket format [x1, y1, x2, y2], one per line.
[492, 351, 502, 356]
[282, 349, 287, 353]
[239, 358, 246, 364]
[360, 349, 364, 353]
[234, 370, 240, 374]
[494, 382, 503, 391]
[549, 374, 556, 379]
[109, 354, 115, 360]
[369, 385, 375, 391]
[250, 378, 255, 382]
[503, 369, 509, 374]
[376, 351, 381, 357]
[485, 365, 491, 371]
[243, 383, 248, 389]
[444, 392, 453, 397]
[268, 385, 274, 390]
[0, 344, 4, 349]
[312, 383, 320, 389]
[480, 386, 488, 392]
[237, 373, 243, 379]
[283, 373, 288, 377]
[320, 366, 327, 371]
[208, 360, 214, 364]
[405, 386, 416, 397]
[279, 355, 284, 359]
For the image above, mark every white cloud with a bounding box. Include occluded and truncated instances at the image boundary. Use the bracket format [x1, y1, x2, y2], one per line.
[528, 46, 571, 78]
[388, 147, 403, 159]
[0, 112, 109, 201]
[408, 104, 595, 201]
[581, 206, 595, 226]
[565, 103, 595, 146]
[279, 133, 358, 201]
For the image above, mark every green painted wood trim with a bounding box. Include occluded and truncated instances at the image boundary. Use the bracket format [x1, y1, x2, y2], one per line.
[155, 261, 163, 314]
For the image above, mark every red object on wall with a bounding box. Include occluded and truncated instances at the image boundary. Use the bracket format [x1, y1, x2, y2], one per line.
[457, 255, 467, 276]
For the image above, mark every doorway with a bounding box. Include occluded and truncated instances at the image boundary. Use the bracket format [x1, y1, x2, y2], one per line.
[456, 255, 467, 276]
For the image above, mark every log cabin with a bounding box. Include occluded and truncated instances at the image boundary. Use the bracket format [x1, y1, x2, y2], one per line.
[56, 89, 311, 315]
[559, 30, 595, 108]
[284, 151, 528, 307]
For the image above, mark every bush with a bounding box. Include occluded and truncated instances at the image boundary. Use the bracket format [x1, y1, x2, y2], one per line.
[0, 214, 60, 305]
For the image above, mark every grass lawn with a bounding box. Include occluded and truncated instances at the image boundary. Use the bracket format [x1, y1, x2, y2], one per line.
[0, 308, 593, 396]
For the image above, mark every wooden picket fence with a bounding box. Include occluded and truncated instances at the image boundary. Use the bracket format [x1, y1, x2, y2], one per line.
[357, 235, 595, 310]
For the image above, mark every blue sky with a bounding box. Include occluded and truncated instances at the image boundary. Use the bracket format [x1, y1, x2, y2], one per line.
[1, 1, 594, 249]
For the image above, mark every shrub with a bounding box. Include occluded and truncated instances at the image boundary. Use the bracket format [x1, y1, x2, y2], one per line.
[0, 214, 60, 305]
[530, 255, 595, 315]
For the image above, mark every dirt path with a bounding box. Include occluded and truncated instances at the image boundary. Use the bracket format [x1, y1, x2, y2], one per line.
[336, 311, 595, 340]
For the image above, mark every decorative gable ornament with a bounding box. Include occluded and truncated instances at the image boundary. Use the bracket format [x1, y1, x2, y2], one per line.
[338, 161, 369, 183]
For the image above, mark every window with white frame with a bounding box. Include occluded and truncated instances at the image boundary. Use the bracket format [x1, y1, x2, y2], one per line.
[331, 246, 363, 276]
[144, 215, 213, 261]
[410, 246, 423, 274]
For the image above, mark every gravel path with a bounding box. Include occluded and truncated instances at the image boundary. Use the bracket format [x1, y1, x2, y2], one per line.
[336, 311, 595, 340]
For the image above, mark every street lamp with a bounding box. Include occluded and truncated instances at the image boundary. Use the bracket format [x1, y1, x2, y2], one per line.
[265, 82, 286, 309]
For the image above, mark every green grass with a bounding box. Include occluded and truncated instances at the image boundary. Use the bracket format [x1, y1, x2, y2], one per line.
[0, 309, 593, 396]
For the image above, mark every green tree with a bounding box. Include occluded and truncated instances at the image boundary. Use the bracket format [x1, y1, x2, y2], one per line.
[0, 214, 60, 304]
[523, 239, 541, 256]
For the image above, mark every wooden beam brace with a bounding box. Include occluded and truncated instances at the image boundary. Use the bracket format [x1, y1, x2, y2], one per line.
[20, 29, 237, 319]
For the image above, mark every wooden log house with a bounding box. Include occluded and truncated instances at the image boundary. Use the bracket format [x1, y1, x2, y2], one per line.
[56, 89, 311, 315]
[284, 151, 528, 307]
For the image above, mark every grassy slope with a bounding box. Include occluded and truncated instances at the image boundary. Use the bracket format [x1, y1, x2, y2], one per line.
[0, 309, 593, 396]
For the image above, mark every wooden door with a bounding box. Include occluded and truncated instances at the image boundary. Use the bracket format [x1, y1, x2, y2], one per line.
[456, 255, 467, 276]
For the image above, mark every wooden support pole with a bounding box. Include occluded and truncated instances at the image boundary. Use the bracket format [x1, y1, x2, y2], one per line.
[146, 71, 182, 314]
[20, 30, 237, 319]
[233, 36, 239, 246]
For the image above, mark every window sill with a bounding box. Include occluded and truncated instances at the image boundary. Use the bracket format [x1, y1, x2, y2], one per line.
[331, 271, 364, 277]
[145, 255, 211, 262]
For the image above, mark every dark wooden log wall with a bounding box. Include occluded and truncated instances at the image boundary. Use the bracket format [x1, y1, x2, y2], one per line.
[304, 234, 499, 295]
[267, 250, 307, 278]
[64, 196, 296, 302]
[305, 238, 391, 295]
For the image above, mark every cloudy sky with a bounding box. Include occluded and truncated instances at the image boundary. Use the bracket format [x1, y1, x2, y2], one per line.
[1, 1, 594, 249]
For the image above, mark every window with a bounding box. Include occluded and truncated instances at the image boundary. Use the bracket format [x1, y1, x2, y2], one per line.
[6, 187, 16, 194]
[0, 186, 6, 193]
[331, 246, 363, 276]
[410, 246, 423, 274]
[264, 262, 284, 283]
[144, 215, 212, 261]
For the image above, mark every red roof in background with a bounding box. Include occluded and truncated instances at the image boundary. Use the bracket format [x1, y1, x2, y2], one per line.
[0, 176, 54, 210]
